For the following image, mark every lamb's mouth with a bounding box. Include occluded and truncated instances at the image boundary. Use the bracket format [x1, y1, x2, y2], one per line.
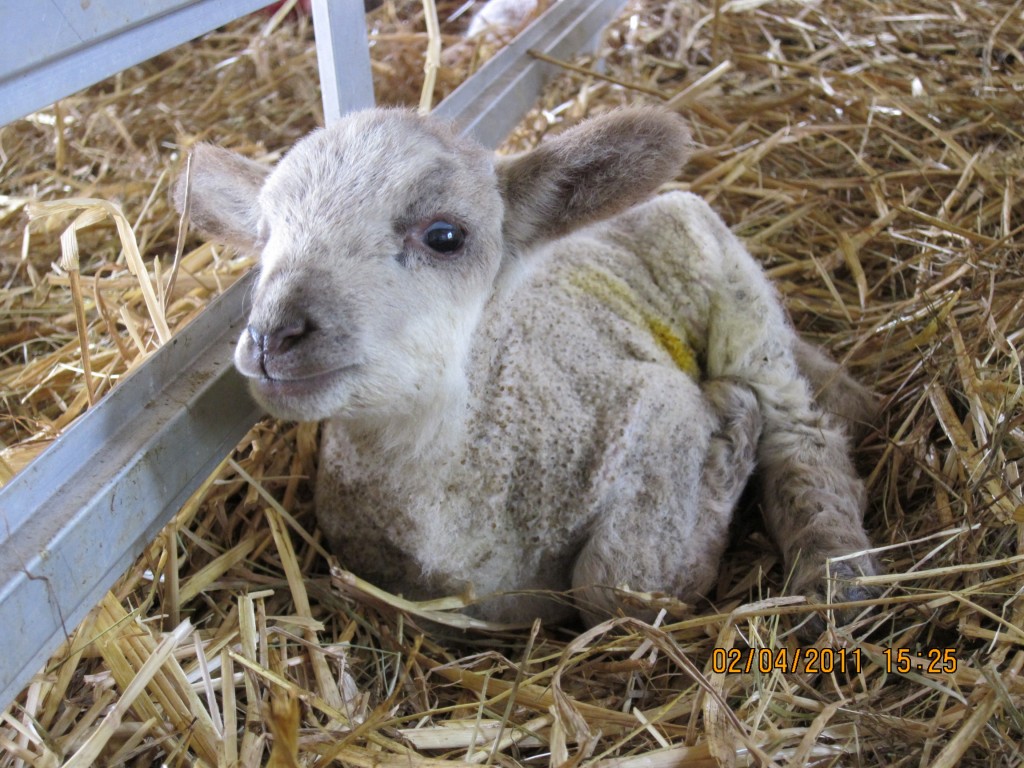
[247, 365, 360, 401]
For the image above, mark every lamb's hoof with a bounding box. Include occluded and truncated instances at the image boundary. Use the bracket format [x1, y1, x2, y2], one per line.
[791, 555, 881, 639]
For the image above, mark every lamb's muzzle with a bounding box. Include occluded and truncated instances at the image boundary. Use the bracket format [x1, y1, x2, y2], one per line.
[243, 320, 308, 370]
[176, 106, 881, 630]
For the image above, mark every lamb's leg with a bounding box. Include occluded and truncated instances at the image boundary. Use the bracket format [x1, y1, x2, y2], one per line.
[572, 376, 760, 627]
[792, 336, 878, 445]
[683, 200, 880, 619]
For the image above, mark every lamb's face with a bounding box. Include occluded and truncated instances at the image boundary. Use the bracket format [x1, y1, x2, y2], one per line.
[234, 111, 505, 421]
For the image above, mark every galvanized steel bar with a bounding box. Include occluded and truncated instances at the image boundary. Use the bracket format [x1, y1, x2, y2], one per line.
[0, 0, 271, 126]
[0, 274, 261, 707]
[435, 0, 627, 147]
[311, 0, 376, 124]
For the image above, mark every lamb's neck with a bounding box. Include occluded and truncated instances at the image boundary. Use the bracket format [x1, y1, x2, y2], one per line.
[331, 299, 491, 482]
[337, 371, 471, 474]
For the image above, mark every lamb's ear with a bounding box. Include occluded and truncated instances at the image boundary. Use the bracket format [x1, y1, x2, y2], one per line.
[495, 107, 691, 252]
[173, 144, 270, 251]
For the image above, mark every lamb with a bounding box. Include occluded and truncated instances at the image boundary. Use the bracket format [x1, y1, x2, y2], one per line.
[176, 107, 879, 628]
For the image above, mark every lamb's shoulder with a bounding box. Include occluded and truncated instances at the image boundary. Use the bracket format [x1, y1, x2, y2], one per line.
[530, 191, 735, 376]
[466, 281, 613, 554]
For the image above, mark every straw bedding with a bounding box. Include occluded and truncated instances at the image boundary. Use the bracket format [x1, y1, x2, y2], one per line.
[1, 0, 1022, 765]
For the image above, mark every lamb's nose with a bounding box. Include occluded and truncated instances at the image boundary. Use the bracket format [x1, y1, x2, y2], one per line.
[249, 319, 309, 356]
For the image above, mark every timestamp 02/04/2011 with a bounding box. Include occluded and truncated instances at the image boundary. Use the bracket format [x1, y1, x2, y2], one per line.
[710, 647, 959, 675]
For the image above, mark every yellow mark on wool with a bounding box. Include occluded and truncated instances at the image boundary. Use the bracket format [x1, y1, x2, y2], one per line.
[569, 267, 700, 379]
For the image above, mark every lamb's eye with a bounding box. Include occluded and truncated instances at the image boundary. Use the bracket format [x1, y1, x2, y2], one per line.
[423, 221, 465, 254]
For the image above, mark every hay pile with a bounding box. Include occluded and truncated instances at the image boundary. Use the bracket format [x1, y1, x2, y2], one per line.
[1, 0, 1022, 765]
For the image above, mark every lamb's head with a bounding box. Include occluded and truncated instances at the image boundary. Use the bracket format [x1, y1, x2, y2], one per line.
[176, 107, 690, 422]
[177, 110, 503, 421]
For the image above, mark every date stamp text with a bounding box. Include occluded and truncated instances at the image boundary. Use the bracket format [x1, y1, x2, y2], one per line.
[710, 647, 958, 675]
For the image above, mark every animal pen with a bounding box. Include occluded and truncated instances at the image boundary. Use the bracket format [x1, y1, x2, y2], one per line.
[0, 0, 1022, 765]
